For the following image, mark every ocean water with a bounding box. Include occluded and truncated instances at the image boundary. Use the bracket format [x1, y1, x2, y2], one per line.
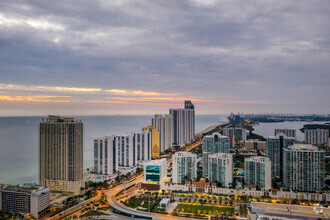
[0, 114, 227, 185]
[253, 121, 330, 141]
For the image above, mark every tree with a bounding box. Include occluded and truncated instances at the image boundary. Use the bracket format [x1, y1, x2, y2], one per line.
[216, 182, 222, 187]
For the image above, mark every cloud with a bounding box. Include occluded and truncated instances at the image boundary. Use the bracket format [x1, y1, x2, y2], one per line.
[105, 89, 176, 96]
[0, 0, 329, 115]
[0, 95, 70, 103]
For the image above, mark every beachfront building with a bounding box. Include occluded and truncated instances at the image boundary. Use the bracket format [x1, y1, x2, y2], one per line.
[142, 126, 160, 159]
[0, 184, 50, 218]
[151, 114, 173, 152]
[208, 153, 233, 187]
[94, 135, 116, 175]
[169, 100, 195, 146]
[274, 128, 296, 139]
[172, 152, 197, 184]
[305, 129, 329, 145]
[202, 132, 230, 176]
[39, 115, 84, 195]
[267, 134, 295, 180]
[244, 156, 271, 190]
[283, 144, 325, 192]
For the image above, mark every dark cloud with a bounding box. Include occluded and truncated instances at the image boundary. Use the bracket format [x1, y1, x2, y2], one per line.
[0, 0, 329, 115]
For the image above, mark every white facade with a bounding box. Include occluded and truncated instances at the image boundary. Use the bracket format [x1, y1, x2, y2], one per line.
[94, 135, 116, 175]
[152, 114, 173, 152]
[305, 129, 329, 145]
[208, 153, 233, 187]
[169, 108, 195, 146]
[94, 130, 151, 173]
[144, 158, 167, 183]
[223, 127, 247, 142]
[245, 156, 271, 190]
[172, 152, 197, 184]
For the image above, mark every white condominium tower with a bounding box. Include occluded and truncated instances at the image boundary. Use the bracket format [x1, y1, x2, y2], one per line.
[208, 153, 233, 187]
[283, 144, 325, 192]
[39, 115, 84, 195]
[244, 156, 271, 190]
[172, 152, 197, 184]
[305, 129, 329, 145]
[94, 130, 151, 174]
[152, 114, 173, 152]
[94, 136, 116, 175]
[169, 100, 195, 146]
[274, 128, 296, 138]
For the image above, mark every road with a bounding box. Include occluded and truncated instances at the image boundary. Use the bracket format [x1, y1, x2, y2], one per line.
[106, 176, 190, 220]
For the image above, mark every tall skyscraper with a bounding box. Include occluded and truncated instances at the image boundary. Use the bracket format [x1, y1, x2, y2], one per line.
[244, 156, 271, 190]
[184, 100, 194, 110]
[39, 115, 84, 195]
[169, 100, 195, 147]
[283, 144, 325, 192]
[202, 132, 230, 176]
[142, 126, 160, 159]
[274, 128, 296, 138]
[94, 135, 116, 175]
[208, 153, 233, 187]
[151, 114, 173, 152]
[267, 134, 295, 180]
[172, 152, 197, 184]
[305, 129, 329, 145]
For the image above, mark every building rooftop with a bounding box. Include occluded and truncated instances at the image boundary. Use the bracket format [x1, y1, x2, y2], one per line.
[286, 143, 321, 151]
[245, 156, 270, 162]
[146, 158, 167, 166]
[0, 184, 50, 195]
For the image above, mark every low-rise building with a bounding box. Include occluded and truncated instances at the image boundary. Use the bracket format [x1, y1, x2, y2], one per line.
[141, 159, 167, 191]
[0, 184, 50, 218]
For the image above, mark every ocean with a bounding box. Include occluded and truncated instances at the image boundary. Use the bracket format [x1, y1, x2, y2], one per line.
[0, 114, 227, 185]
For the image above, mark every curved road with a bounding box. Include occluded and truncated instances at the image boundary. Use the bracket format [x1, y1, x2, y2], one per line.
[106, 176, 189, 220]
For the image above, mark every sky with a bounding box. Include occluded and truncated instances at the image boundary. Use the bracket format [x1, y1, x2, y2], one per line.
[0, 0, 329, 116]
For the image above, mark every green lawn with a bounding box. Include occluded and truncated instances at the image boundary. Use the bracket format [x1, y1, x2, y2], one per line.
[175, 204, 234, 215]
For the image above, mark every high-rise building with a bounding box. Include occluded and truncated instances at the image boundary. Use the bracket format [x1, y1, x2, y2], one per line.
[184, 100, 195, 110]
[115, 130, 151, 168]
[169, 100, 195, 146]
[267, 134, 295, 180]
[274, 128, 296, 139]
[0, 184, 50, 218]
[208, 153, 233, 187]
[172, 152, 197, 184]
[152, 114, 173, 152]
[244, 156, 271, 190]
[142, 126, 160, 159]
[223, 127, 247, 143]
[202, 132, 230, 176]
[283, 144, 325, 192]
[94, 130, 152, 174]
[94, 136, 116, 175]
[305, 129, 329, 145]
[39, 115, 84, 195]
